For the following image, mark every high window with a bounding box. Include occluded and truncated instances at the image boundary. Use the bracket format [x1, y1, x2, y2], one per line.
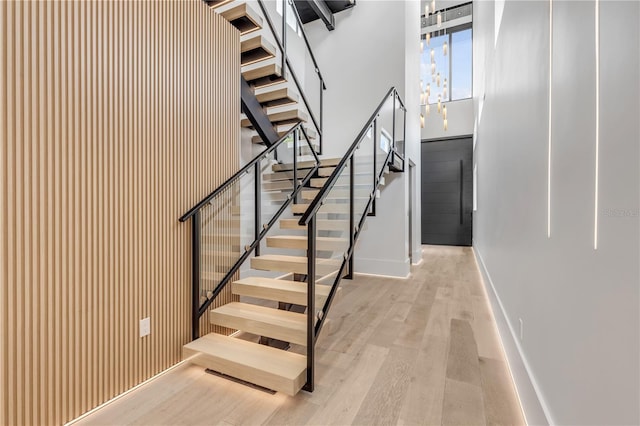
[421, 3, 473, 104]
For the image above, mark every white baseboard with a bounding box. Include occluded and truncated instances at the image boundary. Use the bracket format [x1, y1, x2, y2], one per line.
[411, 249, 423, 265]
[354, 256, 410, 278]
[472, 247, 551, 426]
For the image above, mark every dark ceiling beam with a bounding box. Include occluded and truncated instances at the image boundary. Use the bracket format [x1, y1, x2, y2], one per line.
[305, 0, 335, 31]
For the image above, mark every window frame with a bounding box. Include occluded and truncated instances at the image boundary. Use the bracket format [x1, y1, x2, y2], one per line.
[422, 22, 473, 105]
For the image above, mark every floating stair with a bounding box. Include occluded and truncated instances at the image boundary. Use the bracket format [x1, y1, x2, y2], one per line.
[267, 235, 348, 251]
[241, 35, 276, 66]
[317, 167, 335, 177]
[291, 203, 351, 215]
[256, 87, 299, 108]
[252, 127, 318, 145]
[210, 302, 307, 346]
[232, 276, 332, 306]
[301, 188, 375, 200]
[241, 109, 308, 128]
[262, 180, 297, 191]
[272, 157, 340, 172]
[183, 332, 306, 396]
[279, 218, 360, 231]
[310, 175, 384, 188]
[251, 254, 341, 276]
[242, 63, 286, 88]
[183, 0, 393, 400]
[220, 3, 263, 35]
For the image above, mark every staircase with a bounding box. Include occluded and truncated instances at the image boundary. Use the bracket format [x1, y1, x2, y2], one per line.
[180, 0, 406, 397]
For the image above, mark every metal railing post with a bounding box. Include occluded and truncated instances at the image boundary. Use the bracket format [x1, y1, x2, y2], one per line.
[255, 162, 262, 256]
[282, 0, 287, 79]
[319, 77, 324, 155]
[403, 103, 407, 171]
[392, 93, 397, 153]
[293, 129, 298, 204]
[346, 155, 355, 279]
[304, 215, 316, 392]
[371, 118, 378, 216]
[192, 212, 201, 340]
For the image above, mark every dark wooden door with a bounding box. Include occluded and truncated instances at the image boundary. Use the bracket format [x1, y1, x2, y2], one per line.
[421, 137, 473, 246]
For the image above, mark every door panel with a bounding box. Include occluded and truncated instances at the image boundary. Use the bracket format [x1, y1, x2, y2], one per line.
[421, 138, 473, 246]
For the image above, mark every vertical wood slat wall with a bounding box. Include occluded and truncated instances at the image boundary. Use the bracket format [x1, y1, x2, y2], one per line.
[0, 1, 240, 424]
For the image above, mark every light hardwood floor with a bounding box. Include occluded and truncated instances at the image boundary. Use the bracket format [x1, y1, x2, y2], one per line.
[76, 246, 525, 426]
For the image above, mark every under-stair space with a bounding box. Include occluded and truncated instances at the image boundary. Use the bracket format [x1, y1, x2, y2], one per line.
[180, 0, 405, 398]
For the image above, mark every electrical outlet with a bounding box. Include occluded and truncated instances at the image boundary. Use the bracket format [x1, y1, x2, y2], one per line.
[140, 317, 151, 338]
[519, 318, 524, 341]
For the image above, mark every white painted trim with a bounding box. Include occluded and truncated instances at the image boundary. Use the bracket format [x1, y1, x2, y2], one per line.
[354, 256, 410, 278]
[411, 250, 424, 266]
[472, 247, 552, 426]
[353, 271, 410, 280]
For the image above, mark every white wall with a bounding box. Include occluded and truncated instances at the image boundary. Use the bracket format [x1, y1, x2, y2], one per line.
[305, 0, 422, 277]
[473, 1, 639, 425]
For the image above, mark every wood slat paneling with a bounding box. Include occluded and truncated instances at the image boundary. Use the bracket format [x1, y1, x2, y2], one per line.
[0, 1, 240, 424]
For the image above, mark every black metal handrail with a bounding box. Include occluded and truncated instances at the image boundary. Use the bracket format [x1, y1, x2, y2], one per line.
[180, 123, 306, 222]
[180, 122, 320, 339]
[298, 87, 405, 226]
[300, 86, 406, 392]
[256, 0, 326, 153]
[288, 0, 326, 88]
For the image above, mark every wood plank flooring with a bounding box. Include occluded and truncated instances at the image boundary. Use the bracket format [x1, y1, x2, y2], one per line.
[75, 246, 525, 426]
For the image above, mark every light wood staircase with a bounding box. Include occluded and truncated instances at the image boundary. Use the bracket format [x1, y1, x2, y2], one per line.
[182, 0, 393, 397]
[185, 153, 384, 395]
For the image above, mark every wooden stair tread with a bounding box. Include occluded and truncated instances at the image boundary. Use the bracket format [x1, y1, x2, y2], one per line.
[279, 218, 363, 231]
[242, 63, 286, 88]
[232, 276, 330, 306]
[266, 235, 348, 251]
[292, 203, 353, 215]
[272, 157, 340, 172]
[210, 302, 306, 346]
[310, 176, 385, 188]
[317, 167, 335, 177]
[183, 333, 305, 396]
[302, 188, 374, 200]
[255, 87, 298, 108]
[251, 254, 341, 275]
[262, 180, 297, 191]
[220, 3, 262, 35]
[240, 35, 276, 66]
[252, 131, 317, 145]
[241, 109, 308, 128]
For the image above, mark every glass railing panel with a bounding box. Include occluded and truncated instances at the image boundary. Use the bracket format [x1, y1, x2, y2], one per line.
[350, 127, 375, 231]
[196, 125, 320, 305]
[198, 170, 256, 305]
[375, 94, 395, 181]
[312, 163, 352, 322]
[394, 97, 406, 158]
